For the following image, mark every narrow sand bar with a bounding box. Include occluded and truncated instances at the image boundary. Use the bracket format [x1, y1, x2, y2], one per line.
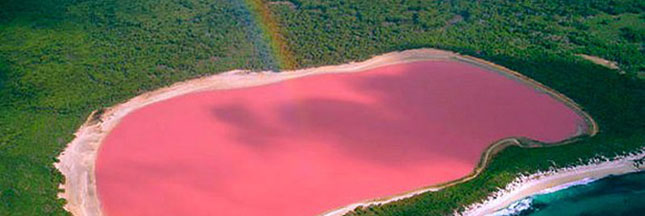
[55, 49, 596, 216]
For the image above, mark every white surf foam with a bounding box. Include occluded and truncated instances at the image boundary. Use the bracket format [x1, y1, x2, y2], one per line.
[486, 197, 533, 216]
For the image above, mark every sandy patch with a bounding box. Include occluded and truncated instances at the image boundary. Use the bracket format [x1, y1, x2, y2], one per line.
[577, 54, 620, 70]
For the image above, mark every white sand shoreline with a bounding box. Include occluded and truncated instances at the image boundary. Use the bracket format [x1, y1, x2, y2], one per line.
[459, 148, 645, 216]
[53, 48, 597, 216]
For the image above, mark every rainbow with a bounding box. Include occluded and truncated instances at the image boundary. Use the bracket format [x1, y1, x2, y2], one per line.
[243, 0, 297, 70]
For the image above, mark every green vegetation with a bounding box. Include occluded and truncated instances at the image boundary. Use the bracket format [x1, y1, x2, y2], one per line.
[1, 0, 644, 215]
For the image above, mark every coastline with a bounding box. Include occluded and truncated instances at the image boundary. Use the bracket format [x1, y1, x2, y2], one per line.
[460, 148, 645, 216]
[53, 48, 596, 216]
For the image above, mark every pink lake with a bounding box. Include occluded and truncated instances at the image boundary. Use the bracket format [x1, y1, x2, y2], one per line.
[96, 60, 585, 216]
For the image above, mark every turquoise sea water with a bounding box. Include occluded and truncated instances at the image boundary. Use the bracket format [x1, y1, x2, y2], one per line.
[494, 171, 645, 216]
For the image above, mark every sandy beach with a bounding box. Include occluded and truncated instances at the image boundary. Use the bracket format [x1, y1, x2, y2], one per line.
[54, 48, 597, 216]
[460, 148, 645, 216]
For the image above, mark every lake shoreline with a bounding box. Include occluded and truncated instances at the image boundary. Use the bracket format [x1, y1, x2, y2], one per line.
[53, 48, 596, 216]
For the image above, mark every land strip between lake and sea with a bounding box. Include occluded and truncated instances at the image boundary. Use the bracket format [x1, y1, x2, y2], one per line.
[55, 48, 603, 216]
[460, 149, 645, 215]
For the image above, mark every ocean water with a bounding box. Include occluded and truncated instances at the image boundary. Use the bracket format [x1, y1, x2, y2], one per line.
[492, 171, 645, 216]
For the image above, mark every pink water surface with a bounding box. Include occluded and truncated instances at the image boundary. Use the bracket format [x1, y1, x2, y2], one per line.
[96, 60, 585, 216]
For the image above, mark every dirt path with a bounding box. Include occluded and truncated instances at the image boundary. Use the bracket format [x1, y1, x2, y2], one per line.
[54, 48, 596, 216]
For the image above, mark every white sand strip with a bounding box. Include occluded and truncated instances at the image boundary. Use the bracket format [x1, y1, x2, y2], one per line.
[460, 148, 645, 216]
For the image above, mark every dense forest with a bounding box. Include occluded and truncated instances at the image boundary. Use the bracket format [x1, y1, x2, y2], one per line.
[1, 0, 644, 215]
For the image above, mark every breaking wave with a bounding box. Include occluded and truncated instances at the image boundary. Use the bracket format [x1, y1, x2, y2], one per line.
[486, 197, 533, 216]
[487, 177, 598, 216]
